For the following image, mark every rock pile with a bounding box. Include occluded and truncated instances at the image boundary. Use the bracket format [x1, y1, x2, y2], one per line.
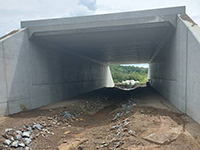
[1, 122, 52, 149]
[95, 118, 134, 149]
[111, 118, 133, 136]
[47, 110, 80, 126]
[121, 98, 136, 113]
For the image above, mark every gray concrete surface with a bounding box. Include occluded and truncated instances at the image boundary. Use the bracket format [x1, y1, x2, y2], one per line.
[1, 6, 200, 125]
[0, 29, 114, 115]
[183, 15, 200, 123]
[150, 14, 200, 124]
[150, 16, 188, 113]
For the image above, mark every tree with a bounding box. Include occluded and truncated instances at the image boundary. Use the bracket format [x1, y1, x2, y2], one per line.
[110, 65, 148, 83]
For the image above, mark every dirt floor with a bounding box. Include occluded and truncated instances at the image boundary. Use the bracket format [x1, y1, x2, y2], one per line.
[1, 86, 200, 150]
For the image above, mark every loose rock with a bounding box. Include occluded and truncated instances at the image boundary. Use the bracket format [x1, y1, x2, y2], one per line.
[3, 139, 11, 146]
[18, 142, 25, 147]
[22, 131, 31, 138]
[11, 141, 19, 148]
[16, 130, 22, 135]
[15, 134, 22, 141]
[5, 128, 15, 133]
[24, 138, 32, 146]
[33, 124, 43, 131]
[112, 113, 121, 121]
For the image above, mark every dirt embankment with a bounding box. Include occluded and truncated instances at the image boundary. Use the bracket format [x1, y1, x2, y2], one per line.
[1, 87, 200, 150]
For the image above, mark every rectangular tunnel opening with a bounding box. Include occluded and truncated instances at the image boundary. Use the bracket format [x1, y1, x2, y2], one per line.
[109, 63, 149, 89]
[2, 7, 200, 149]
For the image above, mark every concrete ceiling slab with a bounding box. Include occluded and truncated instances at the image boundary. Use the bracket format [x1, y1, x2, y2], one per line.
[22, 6, 184, 64]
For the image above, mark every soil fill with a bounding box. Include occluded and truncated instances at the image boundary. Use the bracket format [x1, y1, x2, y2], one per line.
[92, 104, 118, 120]
[1, 86, 200, 150]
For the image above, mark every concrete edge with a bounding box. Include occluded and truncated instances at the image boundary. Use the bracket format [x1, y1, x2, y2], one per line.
[179, 14, 200, 44]
[0, 28, 26, 42]
[28, 16, 175, 39]
[21, 6, 185, 28]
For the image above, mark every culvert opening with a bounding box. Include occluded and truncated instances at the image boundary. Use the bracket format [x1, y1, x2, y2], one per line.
[109, 63, 149, 89]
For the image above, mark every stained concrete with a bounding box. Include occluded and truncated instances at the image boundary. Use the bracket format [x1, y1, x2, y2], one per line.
[1, 6, 200, 125]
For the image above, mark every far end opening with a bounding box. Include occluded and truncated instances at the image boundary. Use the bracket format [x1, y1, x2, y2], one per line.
[109, 63, 149, 89]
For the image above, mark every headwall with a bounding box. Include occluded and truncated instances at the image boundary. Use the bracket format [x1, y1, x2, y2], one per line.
[1, 6, 200, 125]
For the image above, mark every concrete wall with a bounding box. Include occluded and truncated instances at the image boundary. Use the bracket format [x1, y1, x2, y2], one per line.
[185, 19, 200, 123]
[0, 29, 31, 115]
[62, 51, 114, 99]
[0, 29, 114, 116]
[1, 9, 199, 124]
[150, 14, 200, 124]
[0, 36, 8, 116]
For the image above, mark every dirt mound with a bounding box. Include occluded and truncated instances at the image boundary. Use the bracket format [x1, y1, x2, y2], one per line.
[0, 87, 200, 150]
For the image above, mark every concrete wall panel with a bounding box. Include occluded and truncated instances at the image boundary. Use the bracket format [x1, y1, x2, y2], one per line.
[150, 16, 187, 113]
[29, 43, 64, 109]
[48, 49, 63, 84]
[31, 85, 51, 109]
[30, 42, 49, 85]
[0, 39, 7, 116]
[8, 98, 32, 114]
[5, 58, 31, 101]
[61, 51, 113, 99]
[150, 15, 200, 124]
[1, 29, 31, 102]
[49, 84, 63, 103]
[0, 102, 8, 116]
[0, 43, 7, 103]
[186, 26, 200, 123]
[0, 29, 32, 114]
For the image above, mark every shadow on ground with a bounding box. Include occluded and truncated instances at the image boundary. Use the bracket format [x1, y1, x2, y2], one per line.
[1, 86, 200, 150]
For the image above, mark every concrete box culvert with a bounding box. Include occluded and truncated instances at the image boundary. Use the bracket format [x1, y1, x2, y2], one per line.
[1, 6, 200, 125]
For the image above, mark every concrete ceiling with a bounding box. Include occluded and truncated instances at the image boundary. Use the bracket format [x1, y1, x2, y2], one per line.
[22, 7, 184, 64]
[34, 22, 173, 64]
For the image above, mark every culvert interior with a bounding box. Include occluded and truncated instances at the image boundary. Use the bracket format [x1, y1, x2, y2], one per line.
[1, 6, 200, 126]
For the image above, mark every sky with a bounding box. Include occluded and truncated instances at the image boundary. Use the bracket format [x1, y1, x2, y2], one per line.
[0, 0, 200, 37]
[122, 63, 149, 68]
[0, 0, 200, 68]
[133, 64, 149, 68]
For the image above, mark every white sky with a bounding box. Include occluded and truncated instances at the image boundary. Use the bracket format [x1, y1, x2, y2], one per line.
[122, 64, 149, 68]
[0, 0, 200, 37]
[133, 64, 149, 68]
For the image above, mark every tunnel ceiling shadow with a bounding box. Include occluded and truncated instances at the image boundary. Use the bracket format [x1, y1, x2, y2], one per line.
[33, 22, 174, 64]
[25, 7, 181, 64]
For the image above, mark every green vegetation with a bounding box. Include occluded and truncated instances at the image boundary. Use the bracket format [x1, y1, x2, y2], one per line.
[110, 64, 148, 83]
